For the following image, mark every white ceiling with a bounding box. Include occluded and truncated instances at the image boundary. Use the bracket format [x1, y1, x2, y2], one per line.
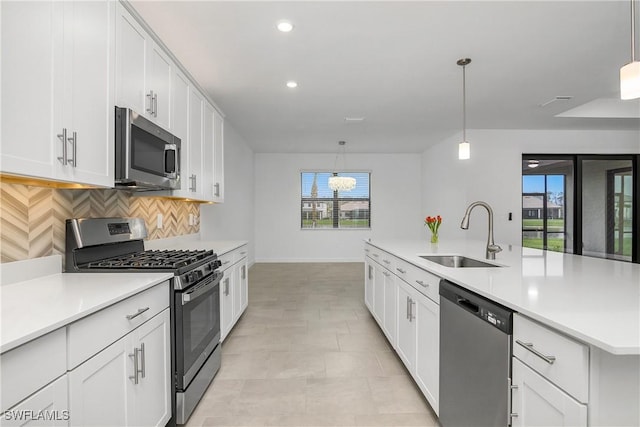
[130, 0, 640, 153]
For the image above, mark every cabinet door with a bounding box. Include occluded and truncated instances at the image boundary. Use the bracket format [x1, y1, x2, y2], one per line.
[3, 375, 69, 427]
[203, 102, 215, 201]
[147, 43, 172, 130]
[171, 69, 190, 195]
[188, 88, 204, 199]
[212, 109, 225, 202]
[364, 260, 374, 311]
[373, 263, 385, 326]
[61, 0, 114, 187]
[220, 271, 234, 341]
[131, 309, 171, 427]
[233, 261, 242, 322]
[512, 357, 587, 427]
[115, 3, 146, 114]
[68, 336, 133, 427]
[396, 282, 416, 372]
[1, 0, 60, 179]
[239, 259, 249, 312]
[414, 294, 439, 415]
[382, 271, 397, 348]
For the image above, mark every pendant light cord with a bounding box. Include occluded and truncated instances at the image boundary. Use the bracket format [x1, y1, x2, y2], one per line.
[632, 0, 636, 62]
[462, 63, 467, 142]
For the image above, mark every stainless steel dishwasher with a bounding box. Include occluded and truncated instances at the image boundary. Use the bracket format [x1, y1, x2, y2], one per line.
[439, 280, 514, 427]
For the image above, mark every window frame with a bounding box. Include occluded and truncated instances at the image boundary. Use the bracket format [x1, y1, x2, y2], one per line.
[300, 170, 371, 230]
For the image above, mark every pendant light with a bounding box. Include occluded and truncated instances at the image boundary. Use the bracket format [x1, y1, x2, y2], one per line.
[457, 58, 472, 160]
[621, 0, 640, 100]
[328, 141, 356, 192]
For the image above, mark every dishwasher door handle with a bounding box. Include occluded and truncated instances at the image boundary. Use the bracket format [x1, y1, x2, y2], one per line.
[456, 297, 479, 314]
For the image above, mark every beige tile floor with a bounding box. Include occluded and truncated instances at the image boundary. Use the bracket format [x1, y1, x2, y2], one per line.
[185, 263, 439, 427]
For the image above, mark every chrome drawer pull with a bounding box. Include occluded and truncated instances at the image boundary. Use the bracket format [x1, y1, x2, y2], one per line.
[383, 259, 391, 264]
[416, 280, 429, 287]
[396, 268, 406, 274]
[516, 340, 556, 364]
[383, 271, 390, 277]
[126, 307, 150, 320]
[372, 254, 379, 258]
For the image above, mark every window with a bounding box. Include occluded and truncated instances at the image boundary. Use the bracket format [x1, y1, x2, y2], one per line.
[301, 172, 370, 229]
[522, 154, 639, 264]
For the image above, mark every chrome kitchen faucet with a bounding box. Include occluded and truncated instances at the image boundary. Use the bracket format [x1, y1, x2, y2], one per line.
[460, 201, 502, 260]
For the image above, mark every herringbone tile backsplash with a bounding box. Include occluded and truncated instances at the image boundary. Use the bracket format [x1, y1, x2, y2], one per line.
[0, 183, 200, 263]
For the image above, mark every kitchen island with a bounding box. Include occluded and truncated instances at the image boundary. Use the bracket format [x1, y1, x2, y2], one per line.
[364, 239, 640, 426]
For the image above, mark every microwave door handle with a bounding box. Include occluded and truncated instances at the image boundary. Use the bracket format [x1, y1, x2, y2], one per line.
[164, 144, 178, 179]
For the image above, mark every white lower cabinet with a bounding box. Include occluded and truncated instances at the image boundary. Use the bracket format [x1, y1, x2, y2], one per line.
[68, 309, 170, 427]
[512, 357, 587, 427]
[364, 245, 440, 416]
[414, 293, 439, 414]
[364, 259, 374, 311]
[2, 375, 69, 427]
[396, 280, 416, 371]
[220, 245, 249, 341]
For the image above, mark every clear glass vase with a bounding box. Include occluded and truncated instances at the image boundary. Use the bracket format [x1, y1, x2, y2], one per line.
[430, 233, 438, 244]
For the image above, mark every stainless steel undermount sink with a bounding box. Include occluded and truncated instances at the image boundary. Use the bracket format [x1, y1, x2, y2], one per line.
[419, 255, 502, 268]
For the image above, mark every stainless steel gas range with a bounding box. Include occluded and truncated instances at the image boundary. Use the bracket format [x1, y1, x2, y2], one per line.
[65, 217, 222, 425]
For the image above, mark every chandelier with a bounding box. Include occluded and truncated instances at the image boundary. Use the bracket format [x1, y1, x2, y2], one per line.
[457, 58, 471, 160]
[328, 141, 356, 192]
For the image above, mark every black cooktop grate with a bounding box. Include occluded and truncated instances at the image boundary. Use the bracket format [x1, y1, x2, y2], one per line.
[84, 249, 214, 270]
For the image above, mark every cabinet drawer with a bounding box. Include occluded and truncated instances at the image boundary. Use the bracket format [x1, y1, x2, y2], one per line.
[393, 258, 411, 283]
[513, 314, 589, 403]
[1, 328, 67, 411]
[218, 251, 235, 271]
[236, 245, 248, 260]
[67, 282, 169, 369]
[379, 252, 396, 272]
[405, 263, 440, 304]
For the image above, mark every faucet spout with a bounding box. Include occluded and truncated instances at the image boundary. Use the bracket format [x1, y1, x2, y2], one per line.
[460, 201, 502, 260]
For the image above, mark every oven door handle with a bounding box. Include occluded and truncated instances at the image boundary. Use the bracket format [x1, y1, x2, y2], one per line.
[182, 273, 221, 305]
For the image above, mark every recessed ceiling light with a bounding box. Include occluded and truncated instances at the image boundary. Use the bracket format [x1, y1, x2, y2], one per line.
[286, 81, 298, 88]
[277, 20, 294, 33]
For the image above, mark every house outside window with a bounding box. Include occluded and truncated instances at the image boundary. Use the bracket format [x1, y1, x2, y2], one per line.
[301, 172, 370, 229]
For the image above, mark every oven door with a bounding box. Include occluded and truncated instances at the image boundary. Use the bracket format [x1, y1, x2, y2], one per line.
[174, 270, 221, 390]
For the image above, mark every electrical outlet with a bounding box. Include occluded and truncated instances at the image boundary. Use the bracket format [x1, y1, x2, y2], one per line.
[157, 213, 163, 229]
[188, 213, 194, 226]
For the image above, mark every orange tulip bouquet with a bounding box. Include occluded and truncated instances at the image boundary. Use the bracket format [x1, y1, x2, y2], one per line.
[424, 215, 442, 243]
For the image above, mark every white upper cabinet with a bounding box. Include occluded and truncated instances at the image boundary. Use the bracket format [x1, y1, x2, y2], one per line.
[115, 3, 172, 130]
[212, 109, 225, 202]
[188, 88, 205, 200]
[1, 0, 114, 187]
[203, 102, 216, 201]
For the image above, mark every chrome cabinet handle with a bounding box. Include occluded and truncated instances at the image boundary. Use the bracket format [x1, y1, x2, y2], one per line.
[153, 93, 158, 117]
[225, 278, 230, 296]
[372, 254, 379, 258]
[222, 260, 231, 265]
[240, 251, 247, 256]
[214, 182, 220, 197]
[368, 265, 373, 280]
[383, 271, 390, 277]
[57, 128, 68, 165]
[364, 249, 370, 253]
[146, 91, 153, 114]
[242, 265, 246, 280]
[409, 299, 415, 322]
[139, 343, 145, 378]
[416, 280, 429, 288]
[67, 131, 77, 167]
[406, 296, 410, 320]
[396, 267, 406, 274]
[383, 259, 391, 264]
[516, 340, 556, 364]
[126, 307, 150, 320]
[129, 347, 140, 384]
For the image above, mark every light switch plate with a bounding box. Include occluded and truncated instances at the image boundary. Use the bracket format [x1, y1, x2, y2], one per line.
[157, 213, 163, 229]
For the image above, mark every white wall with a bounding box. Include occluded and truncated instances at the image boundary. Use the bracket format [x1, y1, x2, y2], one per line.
[421, 129, 640, 246]
[254, 153, 423, 262]
[200, 123, 255, 264]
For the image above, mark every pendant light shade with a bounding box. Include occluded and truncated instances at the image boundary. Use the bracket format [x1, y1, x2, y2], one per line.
[621, 0, 640, 100]
[328, 141, 356, 192]
[457, 58, 472, 160]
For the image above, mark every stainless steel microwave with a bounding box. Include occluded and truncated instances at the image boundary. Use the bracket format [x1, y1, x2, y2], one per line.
[115, 107, 181, 191]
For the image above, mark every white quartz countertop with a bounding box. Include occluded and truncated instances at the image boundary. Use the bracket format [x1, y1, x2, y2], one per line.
[145, 238, 248, 256]
[366, 239, 640, 355]
[0, 272, 173, 354]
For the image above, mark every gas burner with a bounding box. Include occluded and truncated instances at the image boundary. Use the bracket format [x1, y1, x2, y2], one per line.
[84, 249, 215, 270]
